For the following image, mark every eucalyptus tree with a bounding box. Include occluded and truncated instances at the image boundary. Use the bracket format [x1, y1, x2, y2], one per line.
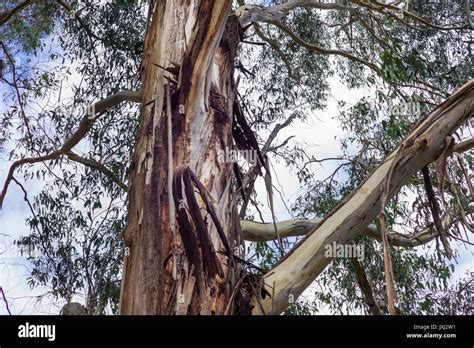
[0, 0, 472, 315]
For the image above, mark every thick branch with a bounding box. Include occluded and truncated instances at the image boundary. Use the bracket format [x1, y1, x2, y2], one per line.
[236, 1, 354, 26]
[452, 138, 474, 154]
[241, 218, 441, 247]
[0, 90, 141, 207]
[252, 79, 474, 315]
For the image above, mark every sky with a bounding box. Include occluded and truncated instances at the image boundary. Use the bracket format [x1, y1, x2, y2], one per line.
[0, 2, 472, 315]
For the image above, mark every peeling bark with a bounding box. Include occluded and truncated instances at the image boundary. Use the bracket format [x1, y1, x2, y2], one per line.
[119, 0, 244, 315]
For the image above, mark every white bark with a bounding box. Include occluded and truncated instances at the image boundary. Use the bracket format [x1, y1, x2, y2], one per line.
[241, 219, 442, 247]
[236, 1, 353, 26]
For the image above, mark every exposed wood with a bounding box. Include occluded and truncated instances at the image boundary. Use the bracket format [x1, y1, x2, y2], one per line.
[452, 138, 474, 154]
[378, 212, 397, 315]
[235, 2, 354, 26]
[241, 219, 441, 247]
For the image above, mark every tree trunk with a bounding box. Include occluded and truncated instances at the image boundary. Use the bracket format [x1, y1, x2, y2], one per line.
[119, 0, 244, 315]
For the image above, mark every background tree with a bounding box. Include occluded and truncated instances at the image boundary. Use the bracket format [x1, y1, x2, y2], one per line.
[0, 0, 472, 315]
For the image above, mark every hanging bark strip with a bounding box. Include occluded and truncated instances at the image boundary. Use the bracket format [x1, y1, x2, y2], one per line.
[378, 212, 397, 315]
[233, 162, 248, 206]
[188, 169, 233, 260]
[232, 99, 265, 170]
[172, 166, 201, 273]
[232, 99, 283, 251]
[173, 166, 238, 281]
[421, 165, 453, 258]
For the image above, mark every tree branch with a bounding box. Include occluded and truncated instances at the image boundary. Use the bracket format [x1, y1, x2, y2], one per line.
[0, 90, 141, 208]
[241, 218, 444, 247]
[55, 0, 103, 41]
[350, 257, 381, 315]
[422, 165, 453, 258]
[0, 287, 12, 315]
[270, 20, 380, 73]
[236, 1, 354, 26]
[66, 151, 127, 191]
[0, 40, 34, 142]
[0, 0, 32, 26]
[352, 0, 470, 31]
[252, 23, 296, 81]
[452, 138, 474, 154]
[239, 112, 298, 218]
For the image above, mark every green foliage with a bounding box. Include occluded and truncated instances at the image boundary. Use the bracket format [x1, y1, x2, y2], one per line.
[1, 0, 147, 313]
[239, 8, 331, 130]
[19, 173, 125, 314]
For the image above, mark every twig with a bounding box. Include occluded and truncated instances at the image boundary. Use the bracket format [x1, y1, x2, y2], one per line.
[0, 40, 34, 142]
[0, 90, 141, 208]
[66, 151, 127, 191]
[0, 287, 12, 315]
